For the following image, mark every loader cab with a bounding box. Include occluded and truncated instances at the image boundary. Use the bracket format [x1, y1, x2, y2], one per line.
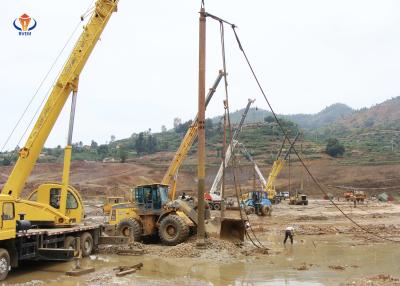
[133, 184, 169, 211]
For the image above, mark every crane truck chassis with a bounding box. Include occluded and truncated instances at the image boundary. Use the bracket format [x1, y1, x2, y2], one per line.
[0, 208, 125, 281]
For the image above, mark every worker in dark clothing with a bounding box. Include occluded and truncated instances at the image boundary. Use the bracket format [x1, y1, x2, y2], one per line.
[284, 226, 294, 244]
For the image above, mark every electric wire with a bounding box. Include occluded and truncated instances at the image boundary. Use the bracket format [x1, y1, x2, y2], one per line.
[1, 22, 82, 154]
[205, 12, 399, 243]
[229, 26, 400, 243]
[218, 19, 266, 249]
[1, 0, 96, 157]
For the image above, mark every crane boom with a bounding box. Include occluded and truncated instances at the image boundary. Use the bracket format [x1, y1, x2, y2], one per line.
[209, 99, 255, 197]
[237, 142, 267, 187]
[238, 132, 300, 199]
[162, 70, 224, 199]
[2, 0, 119, 198]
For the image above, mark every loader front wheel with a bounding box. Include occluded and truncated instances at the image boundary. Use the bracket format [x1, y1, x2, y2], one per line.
[245, 206, 255, 215]
[261, 205, 272, 216]
[159, 215, 189, 246]
[0, 249, 10, 281]
[117, 219, 142, 242]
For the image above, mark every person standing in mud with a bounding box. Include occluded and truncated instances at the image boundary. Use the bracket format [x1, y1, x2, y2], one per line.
[284, 226, 294, 244]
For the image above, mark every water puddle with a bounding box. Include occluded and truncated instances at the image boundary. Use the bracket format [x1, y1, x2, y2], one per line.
[4, 234, 399, 285]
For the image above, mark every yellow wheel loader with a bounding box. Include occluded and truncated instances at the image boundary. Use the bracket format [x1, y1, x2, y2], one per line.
[107, 184, 245, 245]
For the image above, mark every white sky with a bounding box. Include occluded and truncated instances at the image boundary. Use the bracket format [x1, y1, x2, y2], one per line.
[1, 0, 400, 149]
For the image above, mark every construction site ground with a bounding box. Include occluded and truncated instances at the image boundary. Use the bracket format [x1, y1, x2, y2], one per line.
[1, 161, 399, 285]
[2, 197, 399, 286]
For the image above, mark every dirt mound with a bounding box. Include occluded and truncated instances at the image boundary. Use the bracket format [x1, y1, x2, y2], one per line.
[97, 237, 266, 261]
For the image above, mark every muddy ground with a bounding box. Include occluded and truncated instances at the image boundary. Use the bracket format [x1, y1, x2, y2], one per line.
[4, 198, 400, 286]
[1, 161, 400, 285]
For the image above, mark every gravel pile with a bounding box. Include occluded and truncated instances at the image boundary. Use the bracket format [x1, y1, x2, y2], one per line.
[97, 237, 267, 261]
[160, 237, 266, 261]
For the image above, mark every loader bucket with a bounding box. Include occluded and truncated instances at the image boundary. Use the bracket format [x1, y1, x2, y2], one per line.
[205, 217, 245, 242]
[220, 218, 245, 242]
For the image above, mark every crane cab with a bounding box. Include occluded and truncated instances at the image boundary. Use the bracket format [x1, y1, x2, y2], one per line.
[0, 196, 16, 240]
[26, 183, 84, 225]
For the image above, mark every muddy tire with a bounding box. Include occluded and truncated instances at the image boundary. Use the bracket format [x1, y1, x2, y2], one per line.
[64, 236, 79, 257]
[0, 249, 10, 281]
[117, 219, 142, 242]
[245, 206, 255, 215]
[260, 205, 271, 216]
[159, 215, 189, 246]
[304, 201, 308, 206]
[80, 232, 94, 257]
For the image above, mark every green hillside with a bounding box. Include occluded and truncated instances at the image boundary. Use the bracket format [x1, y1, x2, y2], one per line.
[2, 97, 400, 167]
[213, 103, 354, 130]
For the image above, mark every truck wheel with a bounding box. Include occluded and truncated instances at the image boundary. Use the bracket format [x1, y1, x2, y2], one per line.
[0, 249, 10, 281]
[209, 203, 215, 210]
[245, 206, 255, 215]
[159, 215, 189, 246]
[213, 203, 221, 211]
[260, 206, 271, 216]
[80, 232, 94, 257]
[304, 201, 309, 206]
[64, 236, 79, 257]
[117, 219, 142, 242]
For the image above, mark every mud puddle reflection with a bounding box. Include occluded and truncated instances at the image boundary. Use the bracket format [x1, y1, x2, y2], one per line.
[3, 234, 399, 285]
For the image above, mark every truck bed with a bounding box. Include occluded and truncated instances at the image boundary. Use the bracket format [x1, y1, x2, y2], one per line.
[16, 224, 101, 238]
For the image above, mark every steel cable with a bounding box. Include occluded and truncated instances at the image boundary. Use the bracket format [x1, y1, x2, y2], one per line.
[229, 25, 400, 243]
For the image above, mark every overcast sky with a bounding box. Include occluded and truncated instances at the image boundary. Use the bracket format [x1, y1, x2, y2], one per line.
[1, 0, 400, 149]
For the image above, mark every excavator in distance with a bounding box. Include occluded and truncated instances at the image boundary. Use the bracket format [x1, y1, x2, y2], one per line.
[0, 0, 120, 280]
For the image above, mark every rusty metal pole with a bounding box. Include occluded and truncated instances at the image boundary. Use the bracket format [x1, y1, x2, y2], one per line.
[221, 101, 227, 218]
[197, 7, 206, 243]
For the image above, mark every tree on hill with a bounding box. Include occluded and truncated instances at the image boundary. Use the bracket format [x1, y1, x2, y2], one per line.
[175, 120, 193, 134]
[147, 134, 157, 154]
[325, 138, 345, 157]
[97, 144, 109, 159]
[117, 148, 128, 163]
[173, 118, 182, 129]
[135, 132, 146, 155]
[90, 140, 98, 149]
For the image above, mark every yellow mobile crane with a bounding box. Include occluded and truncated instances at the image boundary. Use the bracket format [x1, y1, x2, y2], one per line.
[0, 0, 118, 280]
[264, 133, 300, 201]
